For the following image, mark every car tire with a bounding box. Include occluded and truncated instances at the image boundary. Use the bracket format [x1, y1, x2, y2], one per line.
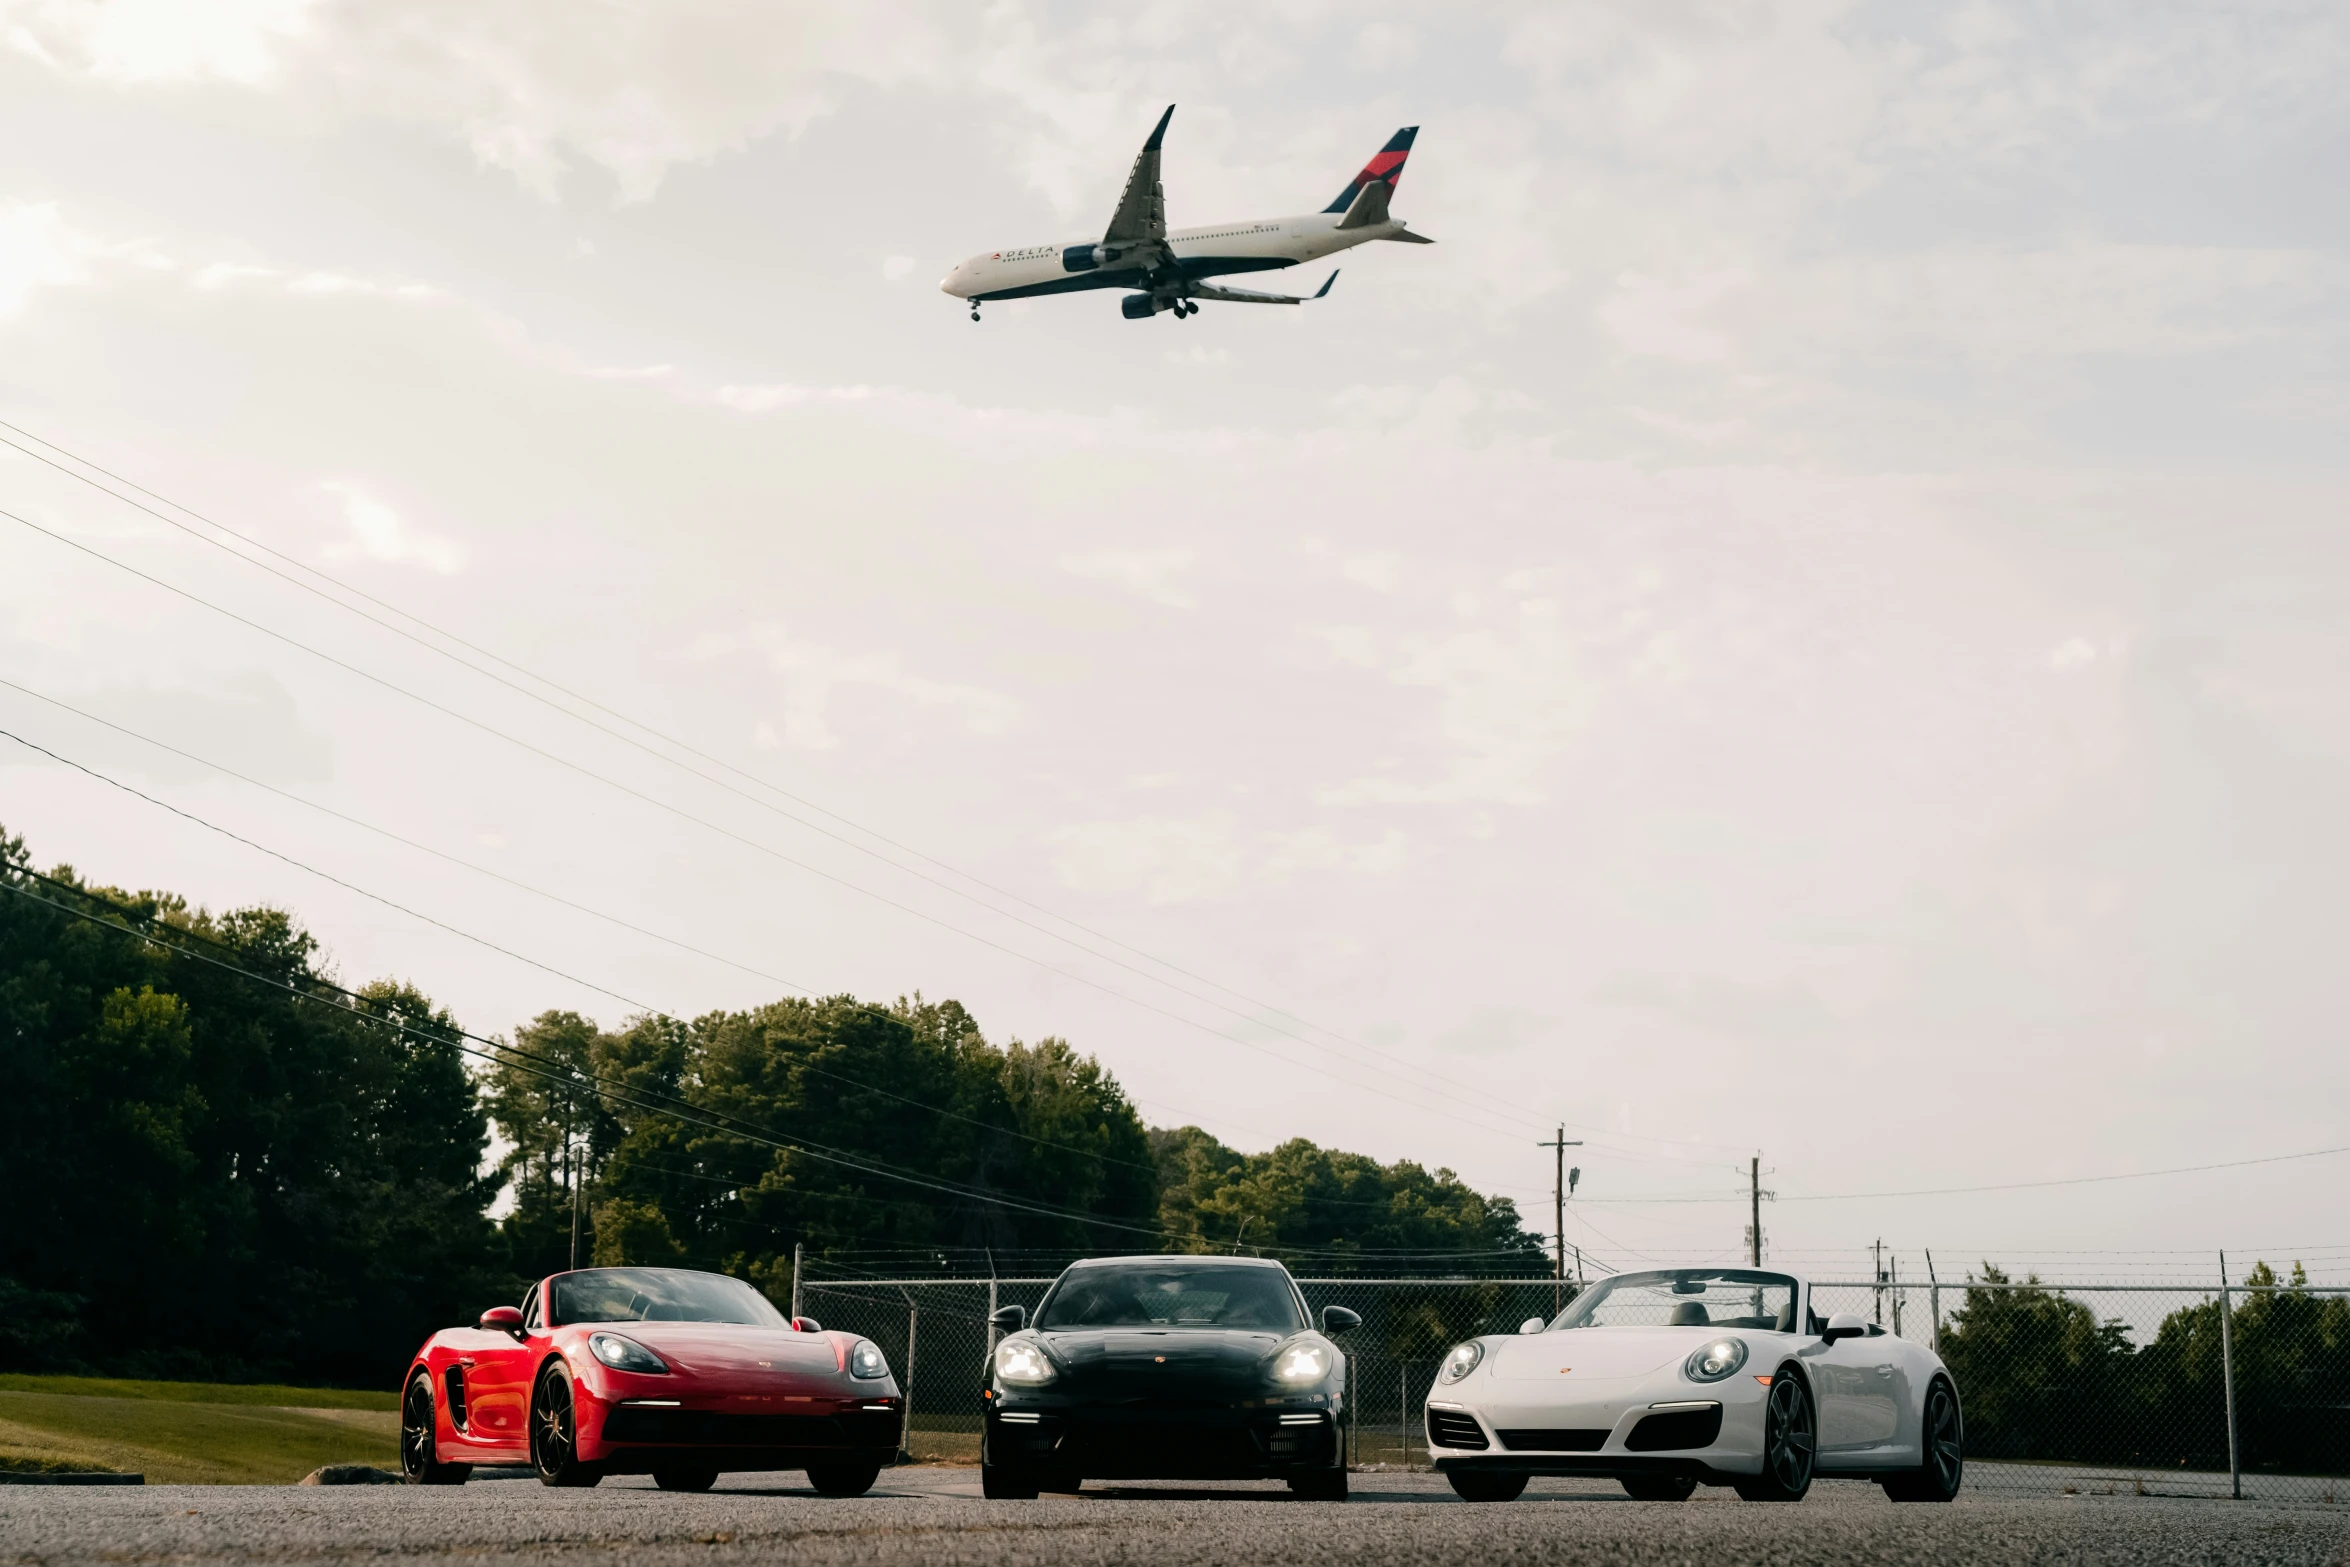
[807, 1459, 883, 1497]
[980, 1462, 1040, 1499]
[1733, 1372, 1815, 1503]
[399, 1372, 471, 1486]
[1446, 1470, 1528, 1503]
[1286, 1468, 1348, 1501]
[655, 1465, 719, 1493]
[529, 1363, 604, 1488]
[1881, 1377, 1964, 1503]
[1621, 1474, 1697, 1501]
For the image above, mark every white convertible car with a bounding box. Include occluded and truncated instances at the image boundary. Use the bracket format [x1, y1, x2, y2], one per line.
[1424, 1268, 1962, 1504]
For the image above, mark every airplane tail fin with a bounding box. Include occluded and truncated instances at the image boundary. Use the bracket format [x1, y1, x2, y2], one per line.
[1323, 126, 1418, 215]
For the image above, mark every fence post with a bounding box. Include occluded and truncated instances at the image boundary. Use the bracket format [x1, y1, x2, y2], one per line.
[790, 1241, 803, 1321]
[898, 1291, 920, 1467]
[2218, 1251, 2240, 1500]
[1344, 1352, 1354, 1472]
[1924, 1250, 1940, 1356]
[1401, 1360, 1410, 1471]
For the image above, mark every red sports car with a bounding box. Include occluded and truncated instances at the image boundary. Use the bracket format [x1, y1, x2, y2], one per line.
[398, 1266, 903, 1494]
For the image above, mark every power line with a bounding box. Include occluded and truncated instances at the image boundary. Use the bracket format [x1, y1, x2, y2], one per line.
[0, 724, 671, 1013]
[4, 862, 1558, 1263]
[1775, 1147, 2350, 1203]
[0, 872, 1174, 1241]
[0, 422, 1562, 1138]
[0, 737, 1162, 1183]
[0, 501, 1550, 1146]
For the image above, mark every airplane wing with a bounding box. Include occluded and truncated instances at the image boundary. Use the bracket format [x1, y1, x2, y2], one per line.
[1102, 105, 1175, 260]
[1188, 271, 1339, 306]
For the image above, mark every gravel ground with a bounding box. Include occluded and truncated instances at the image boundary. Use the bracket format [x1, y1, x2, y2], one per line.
[5, 1467, 2346, 1567]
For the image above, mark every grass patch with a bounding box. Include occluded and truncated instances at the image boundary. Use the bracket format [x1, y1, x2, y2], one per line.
[0, 1374, 395, 1410]
[0, 1389, 397, 1483]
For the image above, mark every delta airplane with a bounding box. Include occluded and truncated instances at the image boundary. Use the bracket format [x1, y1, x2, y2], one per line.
[940, 108, 1431, 322]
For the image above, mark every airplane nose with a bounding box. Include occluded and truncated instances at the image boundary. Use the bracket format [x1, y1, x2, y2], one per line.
[939, 264, 963, 297]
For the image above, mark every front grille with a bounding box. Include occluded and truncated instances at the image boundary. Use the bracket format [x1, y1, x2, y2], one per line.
[1625, 1405, 1722, 1452]
[599, 1407, 900, 1449]
[1427, 1410, 1489, 1450]
[1496, 1428, 1609, 1452]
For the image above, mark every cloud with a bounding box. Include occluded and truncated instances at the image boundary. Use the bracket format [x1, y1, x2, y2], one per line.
[0, 200, 74, 315]
[4, 0, 316, 85]
[318, 481, 465, 574]
[8, 0, 952, 202]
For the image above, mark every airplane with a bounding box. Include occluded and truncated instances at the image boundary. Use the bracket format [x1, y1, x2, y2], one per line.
[939, 108, 1431, 322]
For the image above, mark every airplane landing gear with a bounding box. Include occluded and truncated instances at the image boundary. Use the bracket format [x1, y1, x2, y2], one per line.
[970, 307, 981, 322]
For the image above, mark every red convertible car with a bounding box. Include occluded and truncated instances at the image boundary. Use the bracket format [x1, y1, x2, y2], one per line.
[398, 1266, 903, 1493]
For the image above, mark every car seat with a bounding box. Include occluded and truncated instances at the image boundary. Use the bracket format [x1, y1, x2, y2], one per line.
[1667, 1302, 1710, 1326]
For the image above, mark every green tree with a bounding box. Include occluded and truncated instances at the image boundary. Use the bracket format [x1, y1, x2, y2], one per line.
[1938, 1267, 2136, 1463]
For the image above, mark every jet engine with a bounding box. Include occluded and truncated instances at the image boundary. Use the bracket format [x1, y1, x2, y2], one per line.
[1121, 293, 1175, 319]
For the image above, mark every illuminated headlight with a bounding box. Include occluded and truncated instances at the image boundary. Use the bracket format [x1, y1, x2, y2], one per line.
[1274, 1344, 1329, 1384]
[849, 1340, 890, 1380]
[992, 1338, 1055, 1386]
[1683, 1338, 1749, 1383]
[587, 1333, 668, 1373]
[1438, 1342, 1484, 1384]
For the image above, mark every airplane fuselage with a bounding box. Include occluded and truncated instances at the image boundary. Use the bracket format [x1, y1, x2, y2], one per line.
[940, 212, 1419, 303]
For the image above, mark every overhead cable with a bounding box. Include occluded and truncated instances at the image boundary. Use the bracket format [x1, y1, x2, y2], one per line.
[0, 423, 1566, 1137]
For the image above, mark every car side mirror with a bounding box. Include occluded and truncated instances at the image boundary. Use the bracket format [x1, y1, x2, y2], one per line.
[477, 1306, 526, 1339]
[1319, 1306, 1360, 1335]
[990, 1304, 1027, 1333]
[1519, 1317, 1546, 1335]
[1822, 1312, 1867, 1343]
[791, 1316, 822, 1333]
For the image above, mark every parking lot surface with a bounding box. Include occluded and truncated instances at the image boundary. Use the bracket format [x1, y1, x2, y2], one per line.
[6, 1467, 2346, 1566]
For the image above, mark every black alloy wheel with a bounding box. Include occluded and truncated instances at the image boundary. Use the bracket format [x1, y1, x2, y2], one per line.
[1446, 1470, 1528, 1503]
[400, 1373, 471, 1485]
[980, 1462, 1040, 1500]
[1286, 1467, 1348, 1501]
[655, 1464, 719, 1493]
[1882, 1378, 1964, 1502]
[1734, 1373, 1815, 1502]
[806, 1459, 883, 1497]
[530, 1365, 604, 1488]
[1621, 1474, 1698, 1501]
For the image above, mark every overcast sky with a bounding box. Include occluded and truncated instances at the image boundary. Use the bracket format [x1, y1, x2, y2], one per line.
[2, 1, 2345, 1280]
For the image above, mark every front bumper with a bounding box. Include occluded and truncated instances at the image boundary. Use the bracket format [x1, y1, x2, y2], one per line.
[985, 1399, 1340, 1479]
[1426, 1390, 1763, 1482]
[580, 1395, 902, 1472]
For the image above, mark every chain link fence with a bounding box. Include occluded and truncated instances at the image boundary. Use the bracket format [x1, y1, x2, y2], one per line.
[796, 1261, 2348, 1502]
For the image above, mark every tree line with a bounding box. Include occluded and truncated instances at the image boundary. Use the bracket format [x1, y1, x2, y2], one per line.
[0, 827, 1541, 1386]
[1939, 1265, 2350, 1479]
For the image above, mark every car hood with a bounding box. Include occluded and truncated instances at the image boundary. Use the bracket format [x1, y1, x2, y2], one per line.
[1489, 1327, 1710, 1382]
[580, 1321, 841, 1379]
[1037, 1328, 1290, 1398]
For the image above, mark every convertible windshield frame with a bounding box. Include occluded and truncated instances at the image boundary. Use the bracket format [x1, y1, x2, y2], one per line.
[1546, 1268, 1801, 1333]
[550, 1267, 788, 1328]
[1034, 1262, 1308, 1333]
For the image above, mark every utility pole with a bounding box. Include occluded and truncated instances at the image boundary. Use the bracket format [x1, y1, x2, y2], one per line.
[1539, 1127, 1583, 1316]
[568, 1125, 583, 1273]
[1873, 1239, 1885, 1325]
[1748, 1156, 1763, 1267]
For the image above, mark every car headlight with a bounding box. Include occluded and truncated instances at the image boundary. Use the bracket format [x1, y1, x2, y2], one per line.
[1684, 1338, 1749, 1383]
[849, 1340, 890, 1379]
[1438, 1341, 1484, 1384]
[587, 1332, 668, 1373]
[992, 1338, 1054, 1386]
[1273, 1343, 1329, 1384]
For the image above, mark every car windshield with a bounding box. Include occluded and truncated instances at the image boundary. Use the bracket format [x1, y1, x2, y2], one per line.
[551, 1268, 787, 1327]
[1549, 1269, 1797, 1332]
[1036, 1264, 1305, 1332]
